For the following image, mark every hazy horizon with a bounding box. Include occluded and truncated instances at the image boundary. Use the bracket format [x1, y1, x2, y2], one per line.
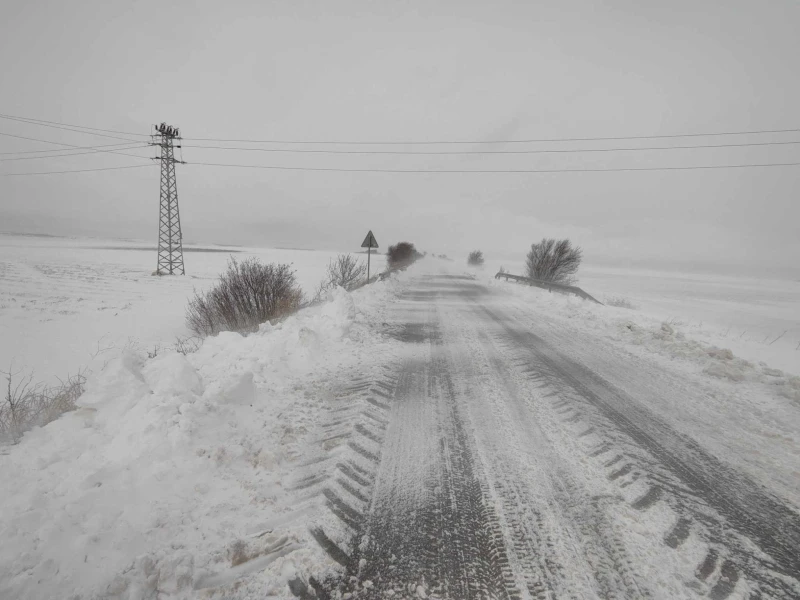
[2, 228, 797, 281]
[2, 0, 799, 280]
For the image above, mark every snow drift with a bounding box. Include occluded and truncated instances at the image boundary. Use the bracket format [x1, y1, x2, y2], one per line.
[0, 282, 396, 600]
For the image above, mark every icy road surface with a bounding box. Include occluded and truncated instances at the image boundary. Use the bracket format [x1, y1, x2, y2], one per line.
[300, 273, 800, 599]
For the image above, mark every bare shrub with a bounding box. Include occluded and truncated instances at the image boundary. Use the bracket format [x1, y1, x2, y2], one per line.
[387, 242, 421, 270]
[467, 250, 484, 266]
[1, 367, 86, 443]
[174, 336, 202, 355]
[525, 238, 582, 284]
[314, 254, 367, 301]
[605, 296, 638, 309]
[186, 257, 303, 337]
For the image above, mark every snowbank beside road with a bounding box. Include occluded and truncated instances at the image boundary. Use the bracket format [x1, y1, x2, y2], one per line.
[480, 259, 800, 376]
[485, 275, 800, 506]
[0, 279, 398, 600]
[487, 276, 799, 395]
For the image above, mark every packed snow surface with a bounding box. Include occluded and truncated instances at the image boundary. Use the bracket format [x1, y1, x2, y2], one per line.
[0, 236, 798, 599]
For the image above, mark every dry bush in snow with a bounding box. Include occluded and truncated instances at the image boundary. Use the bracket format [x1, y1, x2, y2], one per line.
[1, 367, 86, 443]
[467, 250, 485, 266]
[186, 257, 303, 336]
[387, 242, 421, 270]
[314, 254, 367, 301]
[174, 336, 202, 355]
[605, 296, 638, 309]
[525, 238, 582, 284]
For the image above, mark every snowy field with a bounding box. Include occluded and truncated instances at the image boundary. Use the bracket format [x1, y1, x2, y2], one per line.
[0, 238, 398, 599]
[0, 235, 798, 598]
[0, 233, 385, 385]
[1, 233, 795, 390]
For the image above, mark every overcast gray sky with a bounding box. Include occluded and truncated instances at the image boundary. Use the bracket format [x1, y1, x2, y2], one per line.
[1, 0, 799, 277]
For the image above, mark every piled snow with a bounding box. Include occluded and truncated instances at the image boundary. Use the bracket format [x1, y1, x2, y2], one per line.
[488, 277, 798, 399]
[482, 268, 799, 407]
[480, 259, 799, 375]
[483, 273, 800, 504]
[0, 277, 399, 600]
[0, 233, 385, 387]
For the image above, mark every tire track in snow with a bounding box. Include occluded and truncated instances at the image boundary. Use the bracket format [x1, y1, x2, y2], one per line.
[300, 272, 800, 599]
[286, 363, 401, 577]
[311, 283, 521, 599]
[478, 301, 800, 599]
[442, 297, 654, 599]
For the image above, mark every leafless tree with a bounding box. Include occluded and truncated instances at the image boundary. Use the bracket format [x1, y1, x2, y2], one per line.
[467, 250, 484, 266]
[186, 257, 303, 336]
[525, 238, 582, 284]
[313, 254, 367, 301]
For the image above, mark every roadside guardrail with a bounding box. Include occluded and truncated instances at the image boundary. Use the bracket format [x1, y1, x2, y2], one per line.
[495, 272, 603, 305]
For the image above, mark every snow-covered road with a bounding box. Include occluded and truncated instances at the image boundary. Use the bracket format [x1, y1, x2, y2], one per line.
[2, 259, 798, 599]
[303, 272, 800, 599]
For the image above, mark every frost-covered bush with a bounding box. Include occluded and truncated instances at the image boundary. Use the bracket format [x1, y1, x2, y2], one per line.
[314, 254, 367, 301]
[1, 369, 86, 443]
[186, 257, 303, 336]
[525, 238, 582, 284]
[605, 296, 638, 309]
[467, 250, 484, 266]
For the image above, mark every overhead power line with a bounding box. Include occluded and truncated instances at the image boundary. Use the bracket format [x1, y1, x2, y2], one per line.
[0, 113, 149, 138]
[0, 114, 144, 143]
[1, 164, 156, 177]
[0, 144, 150, 161]
[0, 140, 144, 155]
[183, 139, 800, 155]
[3, 111, 800, 146]
[0, 131, 151, 161]
[181, 127, 800, 145]
[3, 112, 800, 176]
[187, 160, 800, 174]
[5, 158, 799, 177]
[0, 130, 95, 147]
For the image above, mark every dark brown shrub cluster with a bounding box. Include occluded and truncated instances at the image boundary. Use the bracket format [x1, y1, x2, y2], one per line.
[387, 242, 422, 270]
[186, 257, 303, 336]
[467, 250, 484, 266]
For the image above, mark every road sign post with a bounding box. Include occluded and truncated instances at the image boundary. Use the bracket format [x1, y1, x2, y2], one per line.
[361, 230, 379, 282]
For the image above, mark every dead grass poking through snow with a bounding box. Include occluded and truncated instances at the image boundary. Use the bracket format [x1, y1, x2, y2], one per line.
[605, 296, 638, 309]
[1, 368, 86, 443]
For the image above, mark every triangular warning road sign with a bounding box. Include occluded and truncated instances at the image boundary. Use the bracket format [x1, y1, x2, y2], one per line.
[361, 230, 378, 248]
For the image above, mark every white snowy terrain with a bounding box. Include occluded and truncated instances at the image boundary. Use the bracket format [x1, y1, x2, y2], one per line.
[0, 233, 386, 384]
[0, 234, 798, 599]
[0, 270, 398, 599]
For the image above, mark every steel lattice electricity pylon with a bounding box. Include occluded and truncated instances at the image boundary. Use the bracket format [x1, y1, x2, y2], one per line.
[152, 122, 185, 275]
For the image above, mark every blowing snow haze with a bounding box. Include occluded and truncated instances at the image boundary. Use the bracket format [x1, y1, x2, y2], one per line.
[4, 2, 800, 598]
[1, 0, 799, 278]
